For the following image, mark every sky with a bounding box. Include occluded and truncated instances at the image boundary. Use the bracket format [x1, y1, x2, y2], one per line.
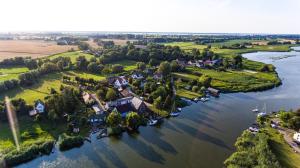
[0, 0, 299, 34]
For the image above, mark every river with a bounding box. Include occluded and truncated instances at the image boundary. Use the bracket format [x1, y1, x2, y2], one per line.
[17, 49, 300, 168]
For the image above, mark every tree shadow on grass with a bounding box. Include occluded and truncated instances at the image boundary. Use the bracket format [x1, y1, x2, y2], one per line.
[172, 120, 231, 150]
[122, 134, 165, 164]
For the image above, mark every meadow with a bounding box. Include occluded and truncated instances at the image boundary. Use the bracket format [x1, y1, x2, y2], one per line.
[0, 40, 78, 61]
[0, 66, 29, 82]
[46, 51, 94, 63]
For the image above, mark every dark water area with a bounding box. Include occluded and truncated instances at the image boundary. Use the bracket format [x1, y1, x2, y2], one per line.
[17, 50, 300, 168]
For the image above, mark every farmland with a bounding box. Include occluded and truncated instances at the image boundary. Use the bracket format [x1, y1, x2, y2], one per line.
[46, 51, 94, 63]
[0, 40, 78, 61]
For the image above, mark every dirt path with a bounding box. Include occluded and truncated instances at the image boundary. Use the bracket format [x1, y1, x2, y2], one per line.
[277, 127, 300, 154]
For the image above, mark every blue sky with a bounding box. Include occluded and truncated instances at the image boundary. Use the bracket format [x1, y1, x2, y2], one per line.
[0, 0, 299, 34]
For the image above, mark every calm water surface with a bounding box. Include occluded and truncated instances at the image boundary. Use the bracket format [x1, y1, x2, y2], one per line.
[17, 50, 300, 168]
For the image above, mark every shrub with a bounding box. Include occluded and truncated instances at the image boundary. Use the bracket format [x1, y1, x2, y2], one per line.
[58, 133, 84, 151]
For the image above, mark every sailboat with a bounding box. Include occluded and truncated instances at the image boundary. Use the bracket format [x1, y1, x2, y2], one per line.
[170, 102, 180, 117]
[257, 103, 267, 117]
[252, 106, 259, 112]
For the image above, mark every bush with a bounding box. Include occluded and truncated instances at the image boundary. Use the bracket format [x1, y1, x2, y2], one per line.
[3, 140, 54, 167]
[58, 133, 84, 151]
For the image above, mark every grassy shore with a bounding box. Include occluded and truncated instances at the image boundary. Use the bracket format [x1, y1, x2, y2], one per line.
[265, 128, 300, 168]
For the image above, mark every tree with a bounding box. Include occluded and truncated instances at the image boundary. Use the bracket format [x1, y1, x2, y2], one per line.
[111, 64, 124, 73]
[154, 96, 163, 109]
[87, 62, 100, 73]
[126, 112, 141, 130]
[76, 56, 88, 70]
[191, 48, 201, 59]
[106, 109, 122, 127]
[170, 60, 180, 72]
[199, 75, 211, 87]
[163, 95, 172, 109]
[158, 61, 171, 77]
[106, 88, 117, 101]
[136, 62, 146, 70]
[78, 42, 90, 51]
[232, 54, 243, 69]
[192, 86, 199, 92]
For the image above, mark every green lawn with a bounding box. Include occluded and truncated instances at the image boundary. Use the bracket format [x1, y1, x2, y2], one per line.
[0, 66, 29, 82]
[186, 67, 280, 92]
[64, 71, 106, 81]
[164, 42, 207, 52]
[0, 73, 64, 104]
[46, 51, 94, 63]
[176, 89, 202, 99]
[112, 60, 137, 71]
[265, 128, 300, 168]
[172, 72, 199, 81]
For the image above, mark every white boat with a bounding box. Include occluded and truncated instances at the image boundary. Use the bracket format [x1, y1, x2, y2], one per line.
[148, 119, 158, 126]
[200, 97, 210, 102]
[252, 106, 259, 112]
[170, 112, 180, 117]
[194, 98, 199, 102]
[257, 103, 267, 117]
[177, 108, 182, 112]
[248, 127, 259, 132]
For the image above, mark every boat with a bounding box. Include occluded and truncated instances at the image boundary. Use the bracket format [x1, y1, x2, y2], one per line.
[252, 106, 259, 112]
[194, 98, 199, 102]
[148, 119, 158, 126]
[257, 103, 267, 117]
[200, 97, 210, 102]
[248, 126, 259, 133]
[170, 112, 180, 117]
[177, 108, 182, 112]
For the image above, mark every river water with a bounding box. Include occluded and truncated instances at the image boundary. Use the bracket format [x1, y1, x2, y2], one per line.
[17, 50, 300, 168]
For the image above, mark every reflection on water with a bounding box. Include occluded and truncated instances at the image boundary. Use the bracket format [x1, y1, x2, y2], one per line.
[18, 51, 300, 168]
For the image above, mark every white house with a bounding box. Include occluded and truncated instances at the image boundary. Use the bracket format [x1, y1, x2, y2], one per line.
[29, 101, 45, 116]
[113, 76, 128, 89]
[293, 132, 300, 143]
[131, 73, 144, 79]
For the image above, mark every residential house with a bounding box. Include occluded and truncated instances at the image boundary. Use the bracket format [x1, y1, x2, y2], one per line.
[108, 76, 128, 90]
[105, 97, 133, 109]
[29, 101, 45, 116]
[82, 92, 95, 105]
[153, 72, 163, 80]
[107, 97, 148, 117]
[293, 132, 300, 144]
[120, 88, 133, 98]
[131, 72, 144, 80]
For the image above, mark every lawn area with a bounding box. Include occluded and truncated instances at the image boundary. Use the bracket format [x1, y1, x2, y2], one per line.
[172, 72, 199, 81]
[0, 66, 29, 82]
[64, 71, 106, 81]
[164, 42, 207, 52]
[46, 51, 94, 63]
[0, 73, 64, 104]
[164, 41, 294, 57]
[264, 128, 300, 168]
[113, 60, 137, 71]
[176, 89, 202, 99]
[186, 67, 280, 92]
[0, 116, 59, 154]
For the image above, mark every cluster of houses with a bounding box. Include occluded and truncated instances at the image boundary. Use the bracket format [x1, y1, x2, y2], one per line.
[185, 59, 223, 68]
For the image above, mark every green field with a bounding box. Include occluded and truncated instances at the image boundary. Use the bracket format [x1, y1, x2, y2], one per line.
[165, 41, 294, 57]
[265, 128, 300, 168]
[164, 42, 207, 52]
[0, 66, 29, 82]
[46, 51, 94, 63]
[112, 60, 137, 71]
[186, 67, 280, 92]
[64, 71, 106, 81]
[172, 72, 199, 81]
[176, 89, 202, 99]
[0, 73, 63, 104]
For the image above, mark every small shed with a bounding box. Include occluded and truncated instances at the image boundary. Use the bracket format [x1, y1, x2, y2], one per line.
[207, 87, 220, 97]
